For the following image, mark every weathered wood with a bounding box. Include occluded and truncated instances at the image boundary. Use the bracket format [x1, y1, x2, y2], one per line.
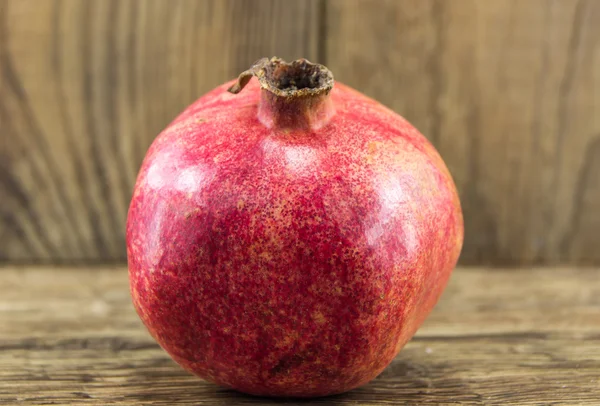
[2, 0, 600, 266]
[0, 0, 321, 263]
[1, 266, 598, 404]
[326, 0, 600, 265]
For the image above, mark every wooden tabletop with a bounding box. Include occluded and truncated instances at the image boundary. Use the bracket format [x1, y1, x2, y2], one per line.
[1, 267, 598, 405]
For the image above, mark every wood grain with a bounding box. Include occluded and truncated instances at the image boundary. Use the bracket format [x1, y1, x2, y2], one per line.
[0, 0, 321, 263]
[0, 266, 599, 405]
[2, 0, 600, 265]
[326, 0, 600, 265]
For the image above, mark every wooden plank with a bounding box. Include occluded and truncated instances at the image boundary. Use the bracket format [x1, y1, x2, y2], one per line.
[0, 266, 599, 404]
[0, 0, 321, 262]
[3, 0, 600, 266]
[326, 0, 600, 265]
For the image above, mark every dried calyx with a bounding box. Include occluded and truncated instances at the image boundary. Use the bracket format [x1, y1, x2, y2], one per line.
[228, 57, 334, 98]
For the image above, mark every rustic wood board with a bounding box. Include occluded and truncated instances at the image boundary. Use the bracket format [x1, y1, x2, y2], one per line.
[326, 0, 600, 265]
[1, 266, 598, 405]
[0, 0, 321, 262]
[2, 0, 600, 265]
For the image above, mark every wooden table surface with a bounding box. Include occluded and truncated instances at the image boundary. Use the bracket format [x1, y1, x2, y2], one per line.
[1, 267, 599, 405]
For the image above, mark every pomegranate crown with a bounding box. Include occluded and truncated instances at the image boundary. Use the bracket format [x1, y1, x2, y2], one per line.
[228, 57, 334, 98]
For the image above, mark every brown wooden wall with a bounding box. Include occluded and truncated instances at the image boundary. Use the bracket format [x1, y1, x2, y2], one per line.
[2, 0, 599, 266]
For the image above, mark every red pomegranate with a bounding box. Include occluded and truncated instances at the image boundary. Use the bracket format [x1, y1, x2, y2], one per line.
[127, 57, 463, 397]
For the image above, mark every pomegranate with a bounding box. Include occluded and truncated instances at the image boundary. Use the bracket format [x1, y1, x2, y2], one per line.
[127, 57, 463, 397]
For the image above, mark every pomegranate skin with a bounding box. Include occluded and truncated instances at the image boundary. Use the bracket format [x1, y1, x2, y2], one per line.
[127, 63, 463, 397]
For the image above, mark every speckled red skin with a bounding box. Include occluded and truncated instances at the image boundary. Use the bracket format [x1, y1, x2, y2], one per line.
[127, 77, 463, 397]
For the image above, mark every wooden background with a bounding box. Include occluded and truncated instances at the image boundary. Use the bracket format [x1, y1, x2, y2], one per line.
[1, 0, 600, 266]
